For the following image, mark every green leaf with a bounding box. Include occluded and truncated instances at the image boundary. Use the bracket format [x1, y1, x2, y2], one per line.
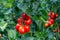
[7, 29, 16, 39]
[26, 37, 35, 40]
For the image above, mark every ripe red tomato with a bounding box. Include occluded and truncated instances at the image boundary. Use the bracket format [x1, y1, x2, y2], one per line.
[51, 12, 55, 16]
[50, 16, 55, 19]
[26, 16, 31, 19]
[24, 25, 30, 32]
[22, 12, 28, 19]
[50, 12, 56, 19]
[16, 24, 21, 31]
[48, 21, 52, 25]
[25, 18, 32, 25]
[48, 19, 54, 26]
[55, 14, 58, 18]
[50, 19, 54, 24]
[19, 26, 25, 34]
[17, 17, 23, 24]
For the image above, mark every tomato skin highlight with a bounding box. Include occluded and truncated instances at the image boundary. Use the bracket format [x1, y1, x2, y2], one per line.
[24, 25, 30, 32]
[19, 26, 25, 34]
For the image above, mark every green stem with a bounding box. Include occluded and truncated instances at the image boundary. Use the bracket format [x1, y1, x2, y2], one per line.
[40, 17, 46, 23]
[30, 31, 32, 36]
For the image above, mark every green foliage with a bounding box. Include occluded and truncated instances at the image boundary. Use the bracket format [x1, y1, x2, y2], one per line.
[0, 0, 60, 40]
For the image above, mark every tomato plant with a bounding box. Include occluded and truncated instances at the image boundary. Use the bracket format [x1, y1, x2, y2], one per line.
[0, 0, 60, 40]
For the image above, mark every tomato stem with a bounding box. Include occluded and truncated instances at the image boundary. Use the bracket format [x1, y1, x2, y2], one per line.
[40, 17, 46, 23]
[30, 31, 32, 36]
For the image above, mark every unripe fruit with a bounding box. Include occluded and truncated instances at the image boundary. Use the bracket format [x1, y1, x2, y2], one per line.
[45, 23, 50, 28]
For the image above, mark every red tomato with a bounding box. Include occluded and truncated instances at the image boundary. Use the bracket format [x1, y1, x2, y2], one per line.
[22, 12, 28, 19]
[26, 16, 31, 19]
[50, 12, 56, 19]
[19, 26, 25, 34]
[16, 24, 21, 31]
[17, 17, 23, 24]
[51, 12, 55, 16]
[24, 25, 30, 32]
[55, 14, 58, 18]
[47, 19, 54, 26]
[48, 21, 52, 25]
[50, 19, 54, 24]
[25, 18, 32, 25]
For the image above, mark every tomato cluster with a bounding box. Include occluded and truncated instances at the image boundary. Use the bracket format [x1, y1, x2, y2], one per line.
[45, 12, 58, 28]
[16, 13, 32, 34]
